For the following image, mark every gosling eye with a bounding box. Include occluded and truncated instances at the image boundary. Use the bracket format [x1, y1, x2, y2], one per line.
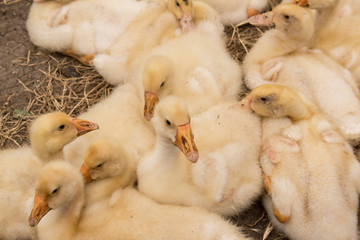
[260, 97, 268, 102]
[51, 187, 59, 195]
[160, 81, 165, 88]
[165, 119, 171, 126]
[259, 94, 275, 105]
[58, 124, 66, 131]
[284, 14, 290, 20]
[96, 163, 103, 168]
[175, 0, 180, 7]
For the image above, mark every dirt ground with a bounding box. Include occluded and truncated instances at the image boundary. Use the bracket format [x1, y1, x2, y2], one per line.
[0, 0, 354, 239]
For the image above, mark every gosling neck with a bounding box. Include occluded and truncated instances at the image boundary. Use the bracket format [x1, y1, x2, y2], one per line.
[286, 96, 314, 121]
[32, 143, 65, 163]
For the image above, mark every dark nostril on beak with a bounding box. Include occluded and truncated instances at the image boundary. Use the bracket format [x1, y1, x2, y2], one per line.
[181, 136, 189, 150]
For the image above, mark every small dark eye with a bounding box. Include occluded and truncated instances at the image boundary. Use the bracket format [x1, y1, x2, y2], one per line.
[160, 81, 165, 88]
[261, 97, 267, 102]
[58, 124, 65, 131]
[165, 120, 171, 126]
[96, 163, 103, 168]
[51, 187, 59, 195]
[284, 14, 290, 19]
[175, 0, 180, 7]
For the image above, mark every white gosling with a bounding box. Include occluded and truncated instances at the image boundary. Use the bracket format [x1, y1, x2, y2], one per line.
[93, 0, 220, 86]
[29, 161, 252, 240]
[26, 0, 149, 65]
[80, 139, 137, 205]
[142, 19, 243, 120]
[294, 0, 360, 87]
[0, 112, 98, 240]
[242, 84, 360, 240]
[137, 96, 263, 216]
[244, 4, 360, 140]
[244, 3, 316, 89]
[63, 82, 155, 170]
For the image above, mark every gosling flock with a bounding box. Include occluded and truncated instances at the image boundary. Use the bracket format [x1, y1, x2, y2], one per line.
[2, 0, 360, 239]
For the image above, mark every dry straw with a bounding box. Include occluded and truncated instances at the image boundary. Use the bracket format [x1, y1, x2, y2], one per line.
[1, 51, 113, 148]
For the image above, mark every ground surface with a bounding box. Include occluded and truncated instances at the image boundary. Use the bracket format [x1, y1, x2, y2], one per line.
[0, 0, 351, 239]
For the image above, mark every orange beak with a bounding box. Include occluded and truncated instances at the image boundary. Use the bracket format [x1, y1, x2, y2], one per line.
[248, 11, 274, 26]
[80, 163, 93, 183]
[29, 194, 51, 227]
[180, 13, 195, 32]
[174, 123, 199, 163]
[71, 118, 99, 136]
[144, 91, 159, 121]
[292, 0, 309, 6]
[239, 96, 252, 110]
[247, 8, 261, 18]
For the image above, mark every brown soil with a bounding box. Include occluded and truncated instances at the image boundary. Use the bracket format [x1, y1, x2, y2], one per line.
[1, 0, 112, 149]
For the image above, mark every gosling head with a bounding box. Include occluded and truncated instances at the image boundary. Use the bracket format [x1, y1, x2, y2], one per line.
[241, 84, 312, 121]
[28, 161, 84, 227]
[143, 55, 175, 121]
[80, 139, 132, 184]
[249, 4, 315, 42]
[153, 96, 199, 163]
[168, 0, 195, 32]
[29, 112, 99, 161]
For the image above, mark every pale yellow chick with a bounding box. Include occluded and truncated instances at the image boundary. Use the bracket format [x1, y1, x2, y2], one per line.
[142, 18, 243, 120]
[242, 84, 360, 240]
[294, 0, 360, 86]
[80, 139, 137, 205]
[93, 0, 221, 86]
[26, 0, 149, 65]
[29, 161, 252, 240]
[137, 96, 263, 216]
[244, 4, 360, 140]
[0, 112, 98, 240]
